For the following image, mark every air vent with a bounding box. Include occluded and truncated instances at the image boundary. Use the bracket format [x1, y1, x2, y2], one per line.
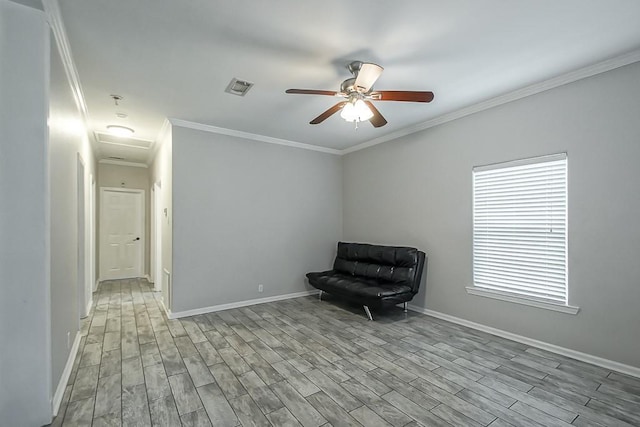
[107, 156, 126, 160]
[225, 78, 254, 96]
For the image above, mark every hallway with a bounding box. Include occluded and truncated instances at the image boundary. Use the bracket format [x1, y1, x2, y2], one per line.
[51, 279, 640, 426]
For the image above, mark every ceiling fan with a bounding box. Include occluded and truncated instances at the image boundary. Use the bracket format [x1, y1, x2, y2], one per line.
[286, 61, 434, 128]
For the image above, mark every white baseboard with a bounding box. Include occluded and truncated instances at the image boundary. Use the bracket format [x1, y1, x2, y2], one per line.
[144, 274, 152, 283]
[167, 289, 320, 319]
[408, 305, 640, 379]
[159, 297, 170, 319]
[85, 298, 93, 317]
[52, 331, 81, 416]
[93, 279, 99, 292]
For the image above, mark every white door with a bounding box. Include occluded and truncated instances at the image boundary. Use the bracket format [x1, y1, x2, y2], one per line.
[100, 188, 144, 280]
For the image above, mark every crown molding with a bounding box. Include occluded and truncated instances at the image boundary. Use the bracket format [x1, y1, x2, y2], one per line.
[39, 7, 640, 160]
[43, 0, 89, 122]
[169, 118, 342, 155]
[99, 159, 148, 168]
[43, 0, 101, 162]
[342, 49, 640, 155]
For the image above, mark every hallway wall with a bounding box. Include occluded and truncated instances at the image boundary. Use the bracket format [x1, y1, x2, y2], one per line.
[49, 17, 98, 415]
[0, 2, 52, 425]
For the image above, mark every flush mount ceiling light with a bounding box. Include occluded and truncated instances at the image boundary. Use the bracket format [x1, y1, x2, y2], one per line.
[106, 125, 135, 137]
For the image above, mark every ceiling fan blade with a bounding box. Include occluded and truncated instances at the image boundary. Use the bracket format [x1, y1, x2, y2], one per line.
[354, 63, 383, 92]
[364, 101, 387, 128]
[310, 101, 347, 125]
[370, 90, 434, 102]
[286, 89, 338, 96]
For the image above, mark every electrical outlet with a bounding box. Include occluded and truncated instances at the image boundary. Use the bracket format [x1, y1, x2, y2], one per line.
[258, 284, 263, 293]
[67, 331, 71, 349]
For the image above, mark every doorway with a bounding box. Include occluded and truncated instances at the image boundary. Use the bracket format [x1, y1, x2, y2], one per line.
[99, 187, 145, 280]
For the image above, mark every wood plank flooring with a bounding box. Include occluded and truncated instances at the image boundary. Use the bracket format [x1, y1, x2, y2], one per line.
[50, 279, 640, 426]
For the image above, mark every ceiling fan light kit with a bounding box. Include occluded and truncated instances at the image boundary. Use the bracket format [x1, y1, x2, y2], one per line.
[286, 61, 434, 128]
[340, 99, 373, 122]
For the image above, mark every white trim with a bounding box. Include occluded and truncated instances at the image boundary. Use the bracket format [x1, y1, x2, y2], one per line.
[85, 297, 93, 317]
[42, 0, 99, 154]
[163, 268, 172, 309]
[77, 154, 88, 319]
[94, 279, 100, 292]
[152, 182, 163, 292]
[144, 274, 152, 283]
[99, 159, 148, 168]
[52, 331, 81, 416]
[90, 177, 96, 293]
[159, 297, 171, 319]
[43, 0, 88, 121]
[169, 118, 342, 156]
[407, 305, 640, 379]
[342, 49, 640, 155]
[473, 152, 567, 172]
[96, 140, 151, 151]
[166, 290, 320, 319]
[465, 287, 579, 315]
[94, 131, 153, 149]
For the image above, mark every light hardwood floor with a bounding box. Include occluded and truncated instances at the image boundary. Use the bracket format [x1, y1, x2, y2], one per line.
[50, 278, 640, 426]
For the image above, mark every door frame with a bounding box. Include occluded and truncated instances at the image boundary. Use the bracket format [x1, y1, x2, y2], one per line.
[90, 177, 97, 291]
[153, 181, 162, 292]
[77, 154, 87, 318]
[99, 187, 145, 281]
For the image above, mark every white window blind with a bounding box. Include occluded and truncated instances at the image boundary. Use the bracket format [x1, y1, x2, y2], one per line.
[473, 153, 568, 305]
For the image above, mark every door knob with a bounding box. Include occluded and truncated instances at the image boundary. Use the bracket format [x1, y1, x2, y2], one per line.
[134, 237, 140, 241]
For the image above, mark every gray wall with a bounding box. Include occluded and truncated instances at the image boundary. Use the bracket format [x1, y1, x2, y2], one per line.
[171, 126, 342, 313]
[0, 2, 51, 425]
[343, 61, 640, 368]
[98, 163, 150, 275]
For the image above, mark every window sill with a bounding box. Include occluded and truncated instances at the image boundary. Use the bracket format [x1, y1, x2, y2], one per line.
[465, 286, 580, 315]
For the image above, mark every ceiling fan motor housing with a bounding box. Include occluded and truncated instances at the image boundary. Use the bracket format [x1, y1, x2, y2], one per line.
[340, 78, 358, 95]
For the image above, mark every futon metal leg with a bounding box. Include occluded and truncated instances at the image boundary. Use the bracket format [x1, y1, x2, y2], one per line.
[318, 290, 322, 301]
[363, 305, 373, 321]
[403, 302, 408, 313]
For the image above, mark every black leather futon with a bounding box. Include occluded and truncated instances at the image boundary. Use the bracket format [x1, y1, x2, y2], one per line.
[306, 242, 426, 320]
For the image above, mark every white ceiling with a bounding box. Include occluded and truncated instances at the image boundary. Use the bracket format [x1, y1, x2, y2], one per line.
[57, 0, 640, 162]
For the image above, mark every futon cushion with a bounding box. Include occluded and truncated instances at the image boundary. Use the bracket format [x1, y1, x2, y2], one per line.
[333, 242, 418, 286]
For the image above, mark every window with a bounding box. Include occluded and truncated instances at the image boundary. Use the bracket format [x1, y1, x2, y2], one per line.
[469, 153, 577, 314]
